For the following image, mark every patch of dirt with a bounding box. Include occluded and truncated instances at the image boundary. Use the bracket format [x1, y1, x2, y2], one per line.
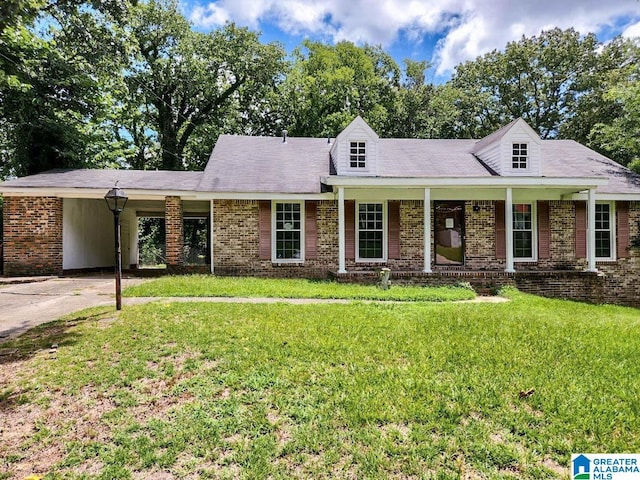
[543, 456, 567, 476]
[266, 408, 292, 447]
[378, 422, 411, 442]
[451, 453, 485, 480]
[0, 349, 220, 479]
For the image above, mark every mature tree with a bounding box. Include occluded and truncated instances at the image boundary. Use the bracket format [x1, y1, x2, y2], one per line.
[388, 59, 460, 138]
[0, 0, 133, 177]
[279, 40, 400, 138]
[588, 53, 640, 170]
[123, 0, 286, 171]
[449, 28, 600, 139]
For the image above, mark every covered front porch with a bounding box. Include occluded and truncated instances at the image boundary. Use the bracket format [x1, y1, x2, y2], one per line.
[324, 175, 609, 276]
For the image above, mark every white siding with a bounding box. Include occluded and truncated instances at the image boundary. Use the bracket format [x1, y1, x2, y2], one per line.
[501, 124, 541, 176]
[63, 198, 117, 270]
[333, 117, 379, 176]
[476, 143, 502, 174]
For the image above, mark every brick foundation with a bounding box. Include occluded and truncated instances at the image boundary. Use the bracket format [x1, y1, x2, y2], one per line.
[3, 196, 63, 276]
[334, 270, 605, 304]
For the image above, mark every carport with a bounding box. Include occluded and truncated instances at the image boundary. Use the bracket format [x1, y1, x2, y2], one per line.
[0, 169, 208, 276]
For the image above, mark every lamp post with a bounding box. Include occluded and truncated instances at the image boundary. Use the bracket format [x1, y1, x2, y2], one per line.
[105, 185, 128, 310]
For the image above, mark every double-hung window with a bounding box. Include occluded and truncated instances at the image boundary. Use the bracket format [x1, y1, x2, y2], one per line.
[595, 203, 615, 260]
[357, 203, 385, 261]
[512, 143, 528, 169]
[513, 203, 536, 261]
[350, 141, 366, 169]
[273, 202, 304, 262]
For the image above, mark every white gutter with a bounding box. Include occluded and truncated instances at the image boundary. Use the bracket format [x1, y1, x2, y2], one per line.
[321, 175, 609, 189]
[570, 192, 640, 201]
[0, 187, 333, 201]
[0, 187, 203, 200]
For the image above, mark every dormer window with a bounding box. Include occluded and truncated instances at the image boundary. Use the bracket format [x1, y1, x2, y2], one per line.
[350, 141, 366, 168]
[512, 143, 528, 169]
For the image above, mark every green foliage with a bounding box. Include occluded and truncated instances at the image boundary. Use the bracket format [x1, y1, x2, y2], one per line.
[137, 217, 165, 266]
[123, 0, 286, 170]
[279, 40, 400, 137]
[451, 28, 600, 139]
[2, 11, 639, 177]
[387, 60, 460, 139]
[0, 0, 134, 176]
[3, 294, 640, 478]
[587, 46, 640, 167]
[123, 274, 477, 302]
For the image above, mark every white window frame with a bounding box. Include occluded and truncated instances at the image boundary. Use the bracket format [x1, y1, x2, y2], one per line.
[271, 200, 305, 263]
[594, 201, 616, 261]
[512, 143, 528, 169]
[349, 140, 367, 170]
[356, 201, 387, 263]
[512, 202, 537, 262]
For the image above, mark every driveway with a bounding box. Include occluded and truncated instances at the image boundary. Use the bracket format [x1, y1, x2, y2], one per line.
[0, 275, 149, 342]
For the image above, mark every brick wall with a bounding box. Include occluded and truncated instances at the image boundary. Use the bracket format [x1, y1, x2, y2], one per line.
[598, 201, 640, 307]
[3, 196, 63, 276]
[165, 196, 184, 272]
[210, 198, 640, 307]
[334, 270, 605, 303]
[464, 201, 497, 270]
[213, 200, 338, 278]
[394, 200, 425, 270]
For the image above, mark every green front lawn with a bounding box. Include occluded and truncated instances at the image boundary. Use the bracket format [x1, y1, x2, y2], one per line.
[1, 289, 639, 479]
[123, 275, 477, 302]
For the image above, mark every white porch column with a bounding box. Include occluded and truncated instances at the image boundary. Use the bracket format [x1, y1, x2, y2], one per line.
[423, 188, 432, 273]
[210, 199, 215, 274]
[587, 188, 597, 272]
[505, 188, 515, 273]
[338, 187, 346, 273]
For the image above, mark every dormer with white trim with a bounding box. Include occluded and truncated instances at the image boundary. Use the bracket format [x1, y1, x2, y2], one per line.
[331, 116, 380, 176]
[472, 118, 542, 176]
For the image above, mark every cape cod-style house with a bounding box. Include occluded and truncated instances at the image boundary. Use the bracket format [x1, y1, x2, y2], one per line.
[1, 116, 639, 305]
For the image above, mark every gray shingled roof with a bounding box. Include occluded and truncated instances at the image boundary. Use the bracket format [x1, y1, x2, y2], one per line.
[0, 169, 203, 191]
[471, 118, 519, 154]
[199, 135, 331, 193]
[541, 140, 640, 195]
[378, 139, 491, 177]
[1, 135, 639, 197]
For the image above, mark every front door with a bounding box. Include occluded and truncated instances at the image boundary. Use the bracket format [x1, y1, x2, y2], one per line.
[435, 201, 465, 265]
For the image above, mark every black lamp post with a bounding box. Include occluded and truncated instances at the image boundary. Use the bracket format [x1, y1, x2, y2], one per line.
[105, 185, 128, 310]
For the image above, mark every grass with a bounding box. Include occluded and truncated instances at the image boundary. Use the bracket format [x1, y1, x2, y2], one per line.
[1, 288, 640, 479]
[123, 275, 477, 302]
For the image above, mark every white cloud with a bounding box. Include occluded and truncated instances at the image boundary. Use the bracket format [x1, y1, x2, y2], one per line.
[432, 0, 640, 75]
[186, 0, 640, 76]
[623, 20, 640, 38]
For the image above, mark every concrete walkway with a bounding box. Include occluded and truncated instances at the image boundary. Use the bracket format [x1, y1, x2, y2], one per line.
[0, 276, 507, 342]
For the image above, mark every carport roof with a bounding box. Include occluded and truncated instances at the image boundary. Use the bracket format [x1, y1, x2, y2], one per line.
[0, 168, 204, 191]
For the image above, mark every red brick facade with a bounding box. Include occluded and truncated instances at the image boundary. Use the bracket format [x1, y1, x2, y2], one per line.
[3, 196, 63, 275]
[208, 198, 640, 307]
[165, 196, 184, 272]
[213, 199, 338, 277]
[2, 195, 638, 307]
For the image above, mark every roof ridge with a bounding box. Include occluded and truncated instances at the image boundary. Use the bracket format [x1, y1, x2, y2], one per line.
[471, 118, 521, 154]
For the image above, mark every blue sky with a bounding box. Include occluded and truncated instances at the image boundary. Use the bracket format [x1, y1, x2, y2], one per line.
[182, 0, 640, 82]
